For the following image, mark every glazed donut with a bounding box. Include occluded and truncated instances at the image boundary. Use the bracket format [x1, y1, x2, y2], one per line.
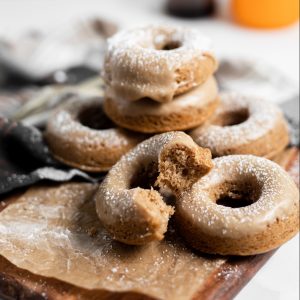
[190, 92, 289, 158]
[95, 132, 213, 245]
[104, 76, 219, 134]
[104, 25, 218, 103]
[45, 96, 143, 172]
[176, 155, 299, 256]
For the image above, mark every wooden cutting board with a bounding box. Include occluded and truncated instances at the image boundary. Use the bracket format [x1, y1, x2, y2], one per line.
[0, 147, 299, 300]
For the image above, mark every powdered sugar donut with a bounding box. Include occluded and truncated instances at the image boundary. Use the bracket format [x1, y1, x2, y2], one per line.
[46, 96, 143, 172]
[104, 76, 219, 133]
[104, 25, 217, 103]
[95, 132, 213, 245]
[176, 155, 299, 255]
[190, 93, 289, 158]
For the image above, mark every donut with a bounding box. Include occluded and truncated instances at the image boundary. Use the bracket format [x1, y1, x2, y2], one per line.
[176, 155, 299, 256]
[104, 76, 220, 134]
[190, 92, 289, 158]
[45, 96, 143, 172]
[104, 25, 218, 103]
[95, 132, 213, 245]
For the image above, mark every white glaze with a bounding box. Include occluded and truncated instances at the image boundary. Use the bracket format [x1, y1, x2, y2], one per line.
[190, 92, 288, 156]
[178, 155, 299, 239]
[96, 132, 195, 224]
[105, 76, 218, 116]
[47, 96, 133, 148]
[104, 25, 216, 103]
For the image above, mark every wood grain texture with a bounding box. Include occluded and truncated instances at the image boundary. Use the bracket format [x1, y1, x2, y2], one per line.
[0, 147, 299, 300]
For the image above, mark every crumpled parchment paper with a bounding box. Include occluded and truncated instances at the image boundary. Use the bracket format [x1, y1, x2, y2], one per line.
[0, 183, 225, 300]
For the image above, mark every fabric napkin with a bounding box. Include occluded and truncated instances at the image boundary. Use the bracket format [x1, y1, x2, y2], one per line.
[0, 116, 99, 195]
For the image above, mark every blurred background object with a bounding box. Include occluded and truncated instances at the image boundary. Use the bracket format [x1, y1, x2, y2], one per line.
[0, 18, 117, 85]
[232, 0, 300, 28]
[167, 0, 215, 18]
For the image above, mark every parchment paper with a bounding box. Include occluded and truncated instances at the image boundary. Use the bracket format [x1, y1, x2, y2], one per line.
[0, 183, 225, 300]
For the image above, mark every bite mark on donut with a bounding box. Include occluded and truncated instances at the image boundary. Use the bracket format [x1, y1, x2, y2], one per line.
[125, 140, 213, 243]
[130, 161, 159, 190]
[157, 143, 213, 194]
[127, 161, 175, 243]
[96, 132, 214, 246]
[132, 188, 175, 243]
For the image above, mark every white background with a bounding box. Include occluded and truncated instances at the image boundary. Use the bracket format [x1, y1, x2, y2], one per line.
[0, 0, 299, 299]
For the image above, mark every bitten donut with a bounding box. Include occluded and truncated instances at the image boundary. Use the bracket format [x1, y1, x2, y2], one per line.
[190, 92, 289, 158]
[95, 132, 213, 245]
[104, 25, 218, 103]
[104, 76, 219, 133]
[176, 155, 299, 256]
[45, 96, 143, 172]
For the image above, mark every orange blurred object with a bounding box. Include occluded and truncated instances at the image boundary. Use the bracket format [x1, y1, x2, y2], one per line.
[232, 0, 300, 28]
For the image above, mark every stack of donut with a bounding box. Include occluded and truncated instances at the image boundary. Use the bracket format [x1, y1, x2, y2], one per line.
[45, 25, 299, 256]
[46, 25, 290, 169]
[103, 25, 219, 133]
[103, 24, 289, 159]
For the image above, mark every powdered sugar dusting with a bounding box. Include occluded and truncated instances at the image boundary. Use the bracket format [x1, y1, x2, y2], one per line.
[96, 132, 189, 231]
[104, 25, 216, 103]
[190, 92, 287, 156]
[47, 97, 134, 148]
[107, 25, 212, 66]
[180, 155, 299, 238]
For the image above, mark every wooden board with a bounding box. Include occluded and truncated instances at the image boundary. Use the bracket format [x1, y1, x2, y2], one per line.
[0, 147, 299, 300]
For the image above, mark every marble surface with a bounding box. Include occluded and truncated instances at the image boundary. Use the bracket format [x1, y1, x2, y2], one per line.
[0, 1, 299, 299]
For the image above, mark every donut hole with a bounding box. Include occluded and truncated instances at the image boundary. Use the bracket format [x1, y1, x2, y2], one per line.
[213, 178, 262, 208]
[161, 40, 182, 51]
[130, 161, 159, 190]
[212, 109, 249, 127]
[217, 194, 254, 208]
[153, 35, 182, 51]
[78, 104, 115, 130]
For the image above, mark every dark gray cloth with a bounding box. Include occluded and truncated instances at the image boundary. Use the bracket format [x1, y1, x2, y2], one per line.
[0, 117, 100, 195]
